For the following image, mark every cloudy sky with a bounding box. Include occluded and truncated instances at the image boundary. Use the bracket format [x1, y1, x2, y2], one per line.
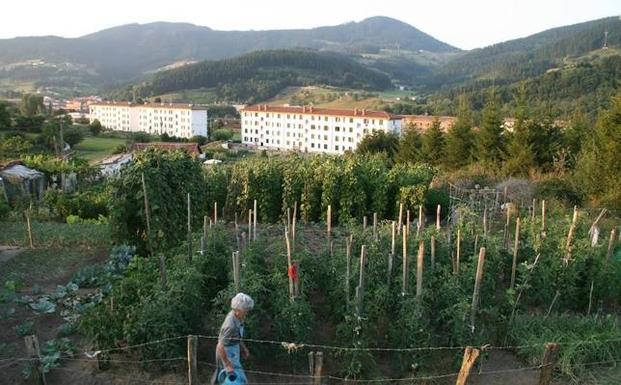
[1, 0, 619, 49]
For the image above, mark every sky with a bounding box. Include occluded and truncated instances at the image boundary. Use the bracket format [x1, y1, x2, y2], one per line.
[1, 0, 619, 49]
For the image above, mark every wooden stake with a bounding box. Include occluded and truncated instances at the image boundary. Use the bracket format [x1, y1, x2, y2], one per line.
[483, 207, 488, 239]
[308, 351, 315, 377]
[538, 343, 559, 385]
[397, 202, 403, 235]
[436, 204, 441, 230]
[253, 199, 257, 241]
[292, 202, 297, 251]
[606, 229, 617, 263]
[327, 205, 332, 252]
[248, 209, 252, 241]
[187, 193, 192, 261]
[406, 209, 411, 237]
[402, 225, 408, 294]
[545, 291, 560, 319]
[456, 228, 461, 274]
[363, 215, 367, 231]
[418, 204, 423, 233]
[564, 206, 579, 264]
[430, 236, 436, 269]
[541, 199, 546, 236]
[213, 201, 218, 225]
[24, 335, 46, 385]
[416, 240, 424, 300]
[357, 245, 366, 315]
[346, 235, 352, 301]
[141, 173, 153, 256]
[389, 221, 395, 284]
[503, 204, 511, 248]
[285, 230, 294, 301]
[159, 254, 168, 289]
[25, 209, 34, 249]
[373, 212, 378, 240]
[187, 335, 198, 385]
[200, 236, 205, 256]
[203, 215, 208, 244]
[531, 198, 536, 223]
[474, 234, 479, 256]
[510, 217, 521, 290]
[470, 247, 486, 332]
[587, 280, 594, 315]
[455, 347, 480, 385]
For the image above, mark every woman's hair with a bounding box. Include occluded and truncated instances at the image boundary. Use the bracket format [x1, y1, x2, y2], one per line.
[231, 293, 254, 311]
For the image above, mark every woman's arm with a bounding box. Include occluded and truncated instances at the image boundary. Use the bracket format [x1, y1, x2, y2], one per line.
[241, 340, 249, 359]
[216, 341, 234, 373]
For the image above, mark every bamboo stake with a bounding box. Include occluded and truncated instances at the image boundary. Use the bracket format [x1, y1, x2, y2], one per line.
[187, 193, 192, 260]
[456, 228, 461, 274]
[606, 229, 617, 263]
[510, 217, 521, 290]
[397, 202, 403, 235]
[436, 204, 441, 230]
[285, 229, 294, 301]
[253, 199, 257, 240]
[416, 240, 424, 300]
[470, 247, 486, 332]
[402, 225, 408, 294]
[564, 206, 579, 264]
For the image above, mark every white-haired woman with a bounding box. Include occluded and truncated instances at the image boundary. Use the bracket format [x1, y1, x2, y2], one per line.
[214, 293, 254, 384]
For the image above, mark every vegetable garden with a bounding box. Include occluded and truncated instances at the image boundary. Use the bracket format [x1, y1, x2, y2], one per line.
[74, 150, 621, 384]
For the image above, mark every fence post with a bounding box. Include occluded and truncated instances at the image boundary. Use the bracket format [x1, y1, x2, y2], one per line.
[538, 343, 559, 385]
[313, 351, 323, 385]
[541, 199, 546, 237]
[187, 335, 198, 385]
[510, 217, 521, 290]
[470, 247, 486, 332]
[203, 215, 208, 244]
[308, 351, 315, 377]
[455, 346, 480, 385]
[24, 335, 46, 385]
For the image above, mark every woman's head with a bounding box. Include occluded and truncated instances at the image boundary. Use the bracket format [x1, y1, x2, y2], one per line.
[231, 293, 254, 319]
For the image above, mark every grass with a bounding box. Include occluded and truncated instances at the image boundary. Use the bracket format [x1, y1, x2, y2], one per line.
[0, 221, 111, 248]
[73, 136, 127, 162]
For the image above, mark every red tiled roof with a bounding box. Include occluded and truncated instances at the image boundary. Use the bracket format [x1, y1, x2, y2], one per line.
[90, 101, 207, 110]
[132, 142, 202, 156]
[242, 104, 400, 120]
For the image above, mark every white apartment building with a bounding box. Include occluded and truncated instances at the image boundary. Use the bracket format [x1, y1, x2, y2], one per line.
[241, 105, 402, 154]
[89, 102, 208, 139]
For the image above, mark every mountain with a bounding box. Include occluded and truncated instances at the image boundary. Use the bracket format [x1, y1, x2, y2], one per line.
[122, 50, 393, 104]
[428, 16, 621, 89]
[0, 17, 457, 94]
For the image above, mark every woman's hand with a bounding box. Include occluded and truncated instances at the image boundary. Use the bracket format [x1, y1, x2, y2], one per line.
[225, 362, 234, 374]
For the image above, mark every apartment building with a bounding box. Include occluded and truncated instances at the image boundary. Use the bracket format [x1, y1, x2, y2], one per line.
[241, 105, 402, 154]
[89, 102, 208, 139]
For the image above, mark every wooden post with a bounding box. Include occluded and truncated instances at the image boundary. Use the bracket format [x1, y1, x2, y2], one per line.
[373, 212, 378, 241]
[564, 206, 579, 264]
[587, 280, 594, 315]
[389, 221, 395, 284]
[287, 207, 291, 232]
[327, 205, 332, 253]
[455, 228, 461, 274]
[308, 351, 315, 377]
[402, 225, 408, 294]
[363, 215, 367, 231]
[253, 199, 257, 241]
[313, 352, 323, 385]
[25, 210, 34, 249]
[510, 217, 521, 290]
[538, 343, 559, 385]
[241, 232, 246, 254]
[406, 209, 411, 237]
[141, 173, 153, 256]
[203, 215, 208, 244]
[285, 230, 294, 300]
[606, 229, 617, 263]
[473, 234, 479, 256]
[397, 203, 403, 235]
[430, 236, 436, 269]
[503, 205, 511, 248]
[213, 201, 218, 225]
[455, 347, 480, 385]
[248, 209, 252, 241]
[531, 198, 536, 223]
[436, 204, 441, 230]
[416, 240, 424, 300]
[200, 236, 206, 256]
[187, 335, 198, 385]
[187, 193, 192, 260]
[292, 201, 297, 252]
[159, 254, 168, 289]
[24, 335, 46, 385]
[418, 205, 423, 234]
[232, 251, 241, 293]
[346, 235, 352, 301]
[470, 247, 486, 332]
[483, 207, 488, 239]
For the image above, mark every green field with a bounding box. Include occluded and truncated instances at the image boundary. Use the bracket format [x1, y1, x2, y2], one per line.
[73, 136, 127, 162]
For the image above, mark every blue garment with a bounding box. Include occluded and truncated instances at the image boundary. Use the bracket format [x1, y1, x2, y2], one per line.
[217, 312, 247, 385]
[221, 344, 247, 385]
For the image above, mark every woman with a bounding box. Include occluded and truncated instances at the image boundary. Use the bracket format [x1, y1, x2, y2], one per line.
[215, 293, 254, 384]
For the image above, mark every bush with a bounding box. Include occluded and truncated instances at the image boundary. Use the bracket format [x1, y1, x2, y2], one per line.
[211, 129, 233, 141]
[0, 199, 11, 219]
[424, 187, 450, 218]
[44, 188, 109, 220]
[189, 135, 207, 146]
[89, 120, 102, 136]
[533, 176, 583, 207]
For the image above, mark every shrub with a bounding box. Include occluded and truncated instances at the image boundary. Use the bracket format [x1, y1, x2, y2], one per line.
[533, 176, 583, 207]
[211, 129, 233, 141]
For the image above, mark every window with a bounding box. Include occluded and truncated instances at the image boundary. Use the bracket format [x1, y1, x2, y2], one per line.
[324, 126, 328, 131]
[324, 116, 328, 121]
[324, 135, 328, 140]
[349, 127, 353, 133]
[323, 144, 328, 149]
[335, 126, 340, 132]
[349, 118, 354, 123]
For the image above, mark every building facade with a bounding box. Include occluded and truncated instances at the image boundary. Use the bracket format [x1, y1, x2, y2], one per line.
[241, 105, 402, 154]
[89, 102, 208, 139]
